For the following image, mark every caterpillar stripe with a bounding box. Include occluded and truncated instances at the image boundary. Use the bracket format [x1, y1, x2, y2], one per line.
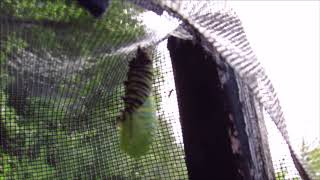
[123, 47, 153, 113]
[117, 47, 157, 158]
[118, 47, 153, 120]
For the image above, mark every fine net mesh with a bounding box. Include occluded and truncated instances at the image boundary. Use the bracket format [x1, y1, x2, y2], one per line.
[0, 0, 315, 179]
[0, 1, 187, 179]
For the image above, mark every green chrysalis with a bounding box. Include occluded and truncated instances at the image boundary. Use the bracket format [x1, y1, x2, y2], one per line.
[118, 96, 158, 158]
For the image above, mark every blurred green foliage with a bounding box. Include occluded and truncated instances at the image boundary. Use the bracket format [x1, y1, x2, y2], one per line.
[301, 140, 320, 178]
[307, 146, 320, 178]
[0, 1, 188, 179]
[0, 0, 145, 57]
[275, 170, 298, 180]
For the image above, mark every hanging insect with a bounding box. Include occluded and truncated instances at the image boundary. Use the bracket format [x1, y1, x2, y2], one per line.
[117, 47, 158, 158]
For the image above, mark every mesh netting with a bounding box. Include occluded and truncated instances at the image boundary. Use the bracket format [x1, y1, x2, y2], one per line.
[0, 0, 315, 179]
[0, 1, 187, 179]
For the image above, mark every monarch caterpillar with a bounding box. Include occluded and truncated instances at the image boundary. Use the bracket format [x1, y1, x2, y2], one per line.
[117, 47, 158, 158]
[121, 47, 153, 115]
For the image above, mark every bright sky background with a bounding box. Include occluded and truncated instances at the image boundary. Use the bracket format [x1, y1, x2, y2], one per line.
[141, 1, 320, 162]
[228, 1, 320, 151]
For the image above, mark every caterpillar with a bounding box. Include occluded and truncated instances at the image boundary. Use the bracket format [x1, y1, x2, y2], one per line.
[121, 47, 153, 115]
[117, 47, 158, 158]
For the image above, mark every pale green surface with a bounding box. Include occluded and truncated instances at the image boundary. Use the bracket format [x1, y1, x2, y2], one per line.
[119, 96, 158, 158]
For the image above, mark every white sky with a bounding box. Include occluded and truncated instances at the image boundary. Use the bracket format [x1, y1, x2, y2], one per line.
[141, 1, 320, 159]
[228, 1, 320, 150]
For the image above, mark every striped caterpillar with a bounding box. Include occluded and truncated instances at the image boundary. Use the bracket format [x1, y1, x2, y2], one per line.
[117, 47, 158, 158]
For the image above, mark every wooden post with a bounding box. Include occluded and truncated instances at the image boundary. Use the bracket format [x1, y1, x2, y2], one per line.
[167, 36, 275, 180]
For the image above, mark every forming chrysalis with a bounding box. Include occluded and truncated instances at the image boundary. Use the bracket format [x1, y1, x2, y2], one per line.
[117, 47, 158, 158]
